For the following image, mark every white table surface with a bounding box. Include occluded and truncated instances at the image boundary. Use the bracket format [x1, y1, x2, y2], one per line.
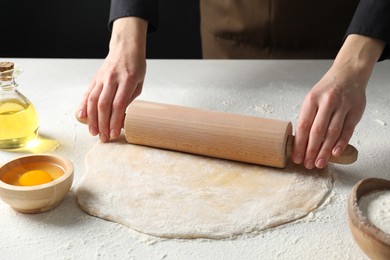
[1, 58, 389, 259]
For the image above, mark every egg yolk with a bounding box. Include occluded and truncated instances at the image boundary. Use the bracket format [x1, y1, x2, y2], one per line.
[18, 170, 53, 186]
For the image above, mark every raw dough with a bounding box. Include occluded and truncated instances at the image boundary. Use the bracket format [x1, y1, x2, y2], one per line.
[77, 136, 332, 239]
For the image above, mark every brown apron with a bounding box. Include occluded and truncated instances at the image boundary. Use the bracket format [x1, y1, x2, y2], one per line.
[200, 0, 359, 59]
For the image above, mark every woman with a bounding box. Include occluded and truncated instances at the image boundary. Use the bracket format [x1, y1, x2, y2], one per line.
[77, 0, 389, 169]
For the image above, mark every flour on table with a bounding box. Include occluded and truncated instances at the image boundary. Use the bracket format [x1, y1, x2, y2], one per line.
[77, 137, 332, 239]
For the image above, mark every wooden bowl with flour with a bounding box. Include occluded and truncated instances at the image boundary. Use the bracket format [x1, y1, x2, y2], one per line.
[0, 154, 73, 213]
[348, 178, 390, 260]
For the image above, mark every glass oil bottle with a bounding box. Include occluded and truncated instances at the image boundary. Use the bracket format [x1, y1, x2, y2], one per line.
[0, 62, 39, 149]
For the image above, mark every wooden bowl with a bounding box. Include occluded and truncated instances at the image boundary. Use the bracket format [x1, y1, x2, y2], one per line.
[348, 178, 390, 260]
[0, 154, 73, 213]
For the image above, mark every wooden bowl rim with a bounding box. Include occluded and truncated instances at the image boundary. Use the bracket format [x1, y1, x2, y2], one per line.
[348, 177, 390, 246]
[0, 154, 74, 191]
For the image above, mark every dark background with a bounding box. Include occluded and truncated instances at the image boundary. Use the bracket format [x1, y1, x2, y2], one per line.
[1, 0, 202, 59]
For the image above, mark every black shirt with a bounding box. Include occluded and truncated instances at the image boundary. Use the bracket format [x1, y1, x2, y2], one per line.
[345, 0, 390, 60]
[109, 0, 159, 34]
[109, 0, 390, 60]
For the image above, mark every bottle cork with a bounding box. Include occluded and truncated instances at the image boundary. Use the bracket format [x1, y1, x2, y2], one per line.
[0, 61, 15, 81]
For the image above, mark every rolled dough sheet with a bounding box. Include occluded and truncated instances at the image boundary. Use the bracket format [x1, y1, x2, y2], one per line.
[77, 136, 332, 239]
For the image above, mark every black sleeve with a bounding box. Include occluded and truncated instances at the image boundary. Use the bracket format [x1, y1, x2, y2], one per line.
[109, 0, 159, 34]
[345, 0, 390, 60]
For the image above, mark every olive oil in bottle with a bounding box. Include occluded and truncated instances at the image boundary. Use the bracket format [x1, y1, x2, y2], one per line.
[0, 62, 39, 149]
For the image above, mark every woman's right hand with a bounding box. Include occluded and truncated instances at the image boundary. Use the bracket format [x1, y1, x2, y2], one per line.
[77, 17, 148, 143]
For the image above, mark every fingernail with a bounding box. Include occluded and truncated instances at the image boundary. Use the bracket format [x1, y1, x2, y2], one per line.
[293, 153, 303, 164]
[305, 159, 314, 169]
[316, 158, 326, 169]
[110, 129, 118, 139]
[78, 109, 85, 119]
[333, 146, 342, 156]
[89, 126, 98, 136]
[100, 133, 109, 143]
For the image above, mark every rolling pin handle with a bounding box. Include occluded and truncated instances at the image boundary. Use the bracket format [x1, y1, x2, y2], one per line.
[75, 112, 88, 125]
[286, 135, 358, 165]
[330, 144, 358, 164]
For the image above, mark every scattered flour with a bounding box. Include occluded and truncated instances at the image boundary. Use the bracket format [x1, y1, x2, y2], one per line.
[254, 104, 275, 114]
[375, 119, 387, 126]
[358, 190, 390, 234]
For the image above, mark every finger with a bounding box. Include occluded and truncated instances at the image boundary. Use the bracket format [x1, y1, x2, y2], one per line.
[130, 82, 143, 103]
[97, 80, 118, 142]
[87, 82, 103, 136]
[304, 106, 333, 169]
[314, 111, 346, 168]
[110, 81, 143, 139]
[109, 82, 135, 140]
[78, 79, 96, 120]
[293, 98, 318, 165]
[332, 112, 360, 157]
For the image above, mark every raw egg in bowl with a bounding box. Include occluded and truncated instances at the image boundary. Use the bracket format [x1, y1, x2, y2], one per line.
[0, 154, 73, 213]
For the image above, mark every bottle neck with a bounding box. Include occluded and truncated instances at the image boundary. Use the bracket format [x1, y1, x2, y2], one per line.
[0, 66, 22, 91]
[0, 78, 18, 91]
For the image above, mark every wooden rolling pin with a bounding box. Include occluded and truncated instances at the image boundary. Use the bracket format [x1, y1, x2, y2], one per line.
[78, 100, 358, 168]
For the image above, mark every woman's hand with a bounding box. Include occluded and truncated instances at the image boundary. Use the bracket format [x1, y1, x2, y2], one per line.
[293, 34, 385, 169]
[77, 17, 148, 142]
